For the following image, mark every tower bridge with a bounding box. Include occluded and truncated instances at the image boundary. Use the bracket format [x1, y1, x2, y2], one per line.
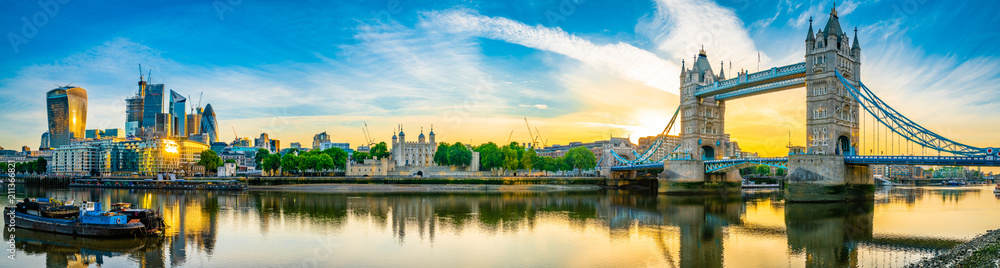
[605, 7, 1000, 201]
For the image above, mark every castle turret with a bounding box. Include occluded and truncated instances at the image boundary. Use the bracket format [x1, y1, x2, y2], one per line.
[418, 127, 425, 143]
[429, 125, 435, 144]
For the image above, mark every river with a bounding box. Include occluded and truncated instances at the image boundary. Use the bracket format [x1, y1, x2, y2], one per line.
[2, 185, 998, 267]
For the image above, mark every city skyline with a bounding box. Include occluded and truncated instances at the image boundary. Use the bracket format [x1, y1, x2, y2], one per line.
[2, 0, 1000, 158]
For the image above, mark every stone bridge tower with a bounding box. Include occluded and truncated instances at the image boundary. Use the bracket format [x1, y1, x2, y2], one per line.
[679, 48, 727, 160]
[805, 7, 862, 155]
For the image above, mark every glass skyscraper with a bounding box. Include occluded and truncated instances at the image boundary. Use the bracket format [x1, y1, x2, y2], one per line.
[170, 90, 186, 137]
[201, 104, 219, 143]
[46, 86, 87, 148]
[142, 83, 165, 131]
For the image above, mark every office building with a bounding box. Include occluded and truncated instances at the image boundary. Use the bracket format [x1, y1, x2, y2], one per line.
[170, 90, 187, 137]
[39, 132, 50, 150]
[142, 83, 165, 133]
[200, 104, 219, 143]
[312, 132, 330, 149]
[46, 85, 87, 148]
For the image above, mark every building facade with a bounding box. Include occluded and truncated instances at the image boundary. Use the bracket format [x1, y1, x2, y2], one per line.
[47, 86, 88, 148]
[51, 138, 208, 176]
[391, 126, 436, 167]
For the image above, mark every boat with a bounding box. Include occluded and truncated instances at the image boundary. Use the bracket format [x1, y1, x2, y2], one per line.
[109, 202, 166, 234]
[13, 197, 80, 219]
[994, 183, 1000, 194]
[4, 199, 164, 237]
[69, 178, 247, 190]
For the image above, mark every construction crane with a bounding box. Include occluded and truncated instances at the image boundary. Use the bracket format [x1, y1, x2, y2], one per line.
[506, 130, 514, 145]
[232, 126, 238, 141]
[535, 127, 548, 147]
[524, 118, 537, 149]
[361, 122, 376, 146]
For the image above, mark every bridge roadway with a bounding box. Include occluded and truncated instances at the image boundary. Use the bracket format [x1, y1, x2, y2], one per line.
[694, 62, 806, 100]
[609, 155, 1000, 172]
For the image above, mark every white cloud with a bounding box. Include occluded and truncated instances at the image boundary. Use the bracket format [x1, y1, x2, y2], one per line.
[637, 0, 771, 71]
[427, 10, 680, 95]
[519, 104, 549, 110]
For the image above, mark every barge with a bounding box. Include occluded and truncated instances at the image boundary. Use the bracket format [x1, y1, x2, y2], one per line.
[4, 198, 164, 237]
[70, 178, 247, 190]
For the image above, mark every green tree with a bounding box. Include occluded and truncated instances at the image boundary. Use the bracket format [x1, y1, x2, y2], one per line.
[352, 151, 370, 164]
[521, 149, 537, 175]
[36, 157, 47, 174]
[322, 148, 348, 170]
[281, 153, 299, 175]
[434, 142, 451, 166]
[448, 142, 472, 166]
[197, 150, 223, 174]
[755, 165, 771, 176]
[370, 142, 390, 159]
[557, 156, 573, 174]
[775, 168, 787, 176]
[262, 154, 281, 175]
[254, 148, 270, 169]
[299, 155, 319, 176]
[224, 159, 236, 164]
[564, 147, 597, 175]
[474, 142, 502, 173]
[501, 147, 519, 175]
[315, 154, 335, 175]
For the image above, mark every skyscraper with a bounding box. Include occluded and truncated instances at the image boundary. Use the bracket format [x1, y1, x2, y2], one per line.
[170, 90, 186, 137]
[142, 83, 165, 134]
[126, 68, 146, 137]
[200, 104, 219, 143]
[46, 86, 87, 148]
[40, 132, 50, 150]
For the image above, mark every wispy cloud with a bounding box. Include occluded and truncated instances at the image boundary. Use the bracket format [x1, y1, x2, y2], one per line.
[518, 104, 549, 110]
[427, 9, 680, 95]
[637, 0, 770, 70]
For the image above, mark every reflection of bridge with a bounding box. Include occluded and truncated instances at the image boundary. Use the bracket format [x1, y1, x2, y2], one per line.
[605, 6, 999, 200]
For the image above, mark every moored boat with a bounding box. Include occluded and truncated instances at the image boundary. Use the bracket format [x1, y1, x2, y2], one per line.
[4, 200, 164, 237]
[994, 183, 999, 194]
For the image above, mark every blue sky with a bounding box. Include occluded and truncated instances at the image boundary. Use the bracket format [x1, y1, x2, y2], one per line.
[2, 0, 999, 156]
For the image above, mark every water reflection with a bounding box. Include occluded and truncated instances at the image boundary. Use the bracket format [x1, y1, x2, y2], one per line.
[2, 185, 995, 267]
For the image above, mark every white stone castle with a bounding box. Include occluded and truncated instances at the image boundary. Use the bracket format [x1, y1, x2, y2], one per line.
[391, 125, 436, 167]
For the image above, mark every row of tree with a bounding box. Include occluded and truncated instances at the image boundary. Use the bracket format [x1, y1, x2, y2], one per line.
[739, 165, 786, 177]
[11, 158, 47, 174]
[471, 142, 597, 176]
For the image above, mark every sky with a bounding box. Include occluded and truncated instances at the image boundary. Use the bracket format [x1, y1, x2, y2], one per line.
[1, 0, 999, 159]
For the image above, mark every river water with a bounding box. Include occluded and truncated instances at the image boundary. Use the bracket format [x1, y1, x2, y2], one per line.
[2, 185, 998, 267]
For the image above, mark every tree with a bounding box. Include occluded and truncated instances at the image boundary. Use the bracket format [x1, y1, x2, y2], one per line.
[322, 148, 348, 170]
[501, 147, 519, 175]
[34, 158, 47, 174]
[315, 154, 335, 175]
[352, 151, 370, 164]
[281, 153, 299, 175]
[475, 142, 502, 173]
[755, 165, 771, 176]
[254, 148, 270, 169]
[301, 155, 321, 175]
[262, 154, 281, 175]
[370, 142, 390, 160]
[224, 159, 236, 164]
[197, 150, 223, 174]
[434, 142, 451, 166]
[521, 149, 537, 175]
[448, 142, 472, 166]
[564, 147, 597, 175]
[776, 168, 787, 176]
[557, 156, 573, 174]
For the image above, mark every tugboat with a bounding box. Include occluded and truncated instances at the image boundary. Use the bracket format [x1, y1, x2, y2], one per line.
[109, 203, 166, 235]
[4, 199, 164, 237]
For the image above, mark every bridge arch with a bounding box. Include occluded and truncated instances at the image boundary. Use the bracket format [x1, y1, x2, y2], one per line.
[837, 135, 850, 155]
[701, 146, 716, 160]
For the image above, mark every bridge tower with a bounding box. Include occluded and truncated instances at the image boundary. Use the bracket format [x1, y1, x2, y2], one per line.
[805, 7, 862, 155]
[657, 48, 741, 194]
[679, 48, 727, 161]
[786, 7, 872, 202]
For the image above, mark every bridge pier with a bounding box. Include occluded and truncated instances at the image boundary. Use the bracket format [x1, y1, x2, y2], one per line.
[658, 160, 741, 194]
[785, 155, 874, 202]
